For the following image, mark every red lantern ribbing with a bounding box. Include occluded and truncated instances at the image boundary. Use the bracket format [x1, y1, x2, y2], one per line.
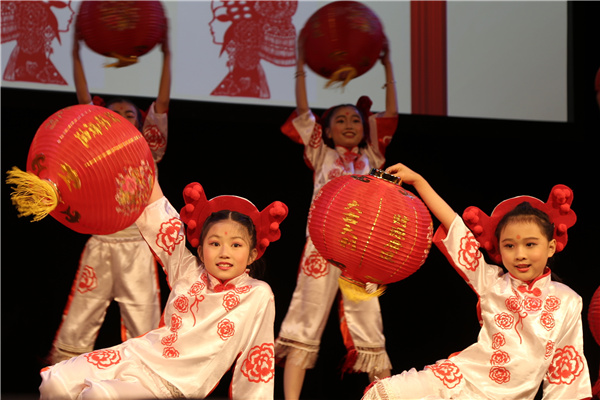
[6, 104, 155, 235]
[300, 1, 385, 88]
[308, 169, 433, 301]
[76, 1, 167, 67]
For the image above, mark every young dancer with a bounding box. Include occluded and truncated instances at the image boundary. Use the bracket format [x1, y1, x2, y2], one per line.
[39, 179, 288, 399]
[361, 163, 592, 400]
[47, 28, 171, 364]
[275, 36, 398, 399]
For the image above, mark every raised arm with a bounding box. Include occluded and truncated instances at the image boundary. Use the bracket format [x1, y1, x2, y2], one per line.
[294, 35, 309, 115]
[72, 30, 92, 105]
[153, 29, 171, 115]
[380, 38, 398, 118]
[385, 163, 456, 230]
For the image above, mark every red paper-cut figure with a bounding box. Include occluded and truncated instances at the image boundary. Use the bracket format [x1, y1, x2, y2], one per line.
[209, 0, 297, 99]
[1, 1, 74, 84]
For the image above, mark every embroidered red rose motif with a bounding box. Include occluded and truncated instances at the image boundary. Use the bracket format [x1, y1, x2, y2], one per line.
[161, 333, 178, 346]
[540, 311, 555, 331]
[302, 250, 329, 278]
[222, 292, 241, 312]
[162, 346, 180, 359]
[494, 312, 514, 330]
[234, 285, 251, 294]
[544, 296, 561, 312]
[85, 349, 121, 369]
[523, 296, 543, 312]
[428, 360, 463, 389]
[457, 231, 481, 271]
[545, 340, 555, 360]
[156, 218, 184, 255]
[505, 296, 523, 314]
[174, 295, 189, 313]
[241, 343, 275, 383]
[188, 280, 206, 296]
[142, 125, 166, 152]
[489, 366, 511, 384]
[492, 333, 506, 350]
[547, 345, 585, 385]
[217, 319, 235, 340]
[170, 313, 183, 332]
[355, 159, 365, 170]
[327, 168, 342, 181]
[490, 350, 510, 365]
[77, 265, 98, 293]
[309, 126, 322, 149]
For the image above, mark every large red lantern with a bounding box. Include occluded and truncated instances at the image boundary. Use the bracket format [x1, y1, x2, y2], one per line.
[6, 104, 155, 235]
[308, 169, 433, 301]
[590, 286, 600, 347]
[76, 1, 167, 67]
[300, 1, 385, 88]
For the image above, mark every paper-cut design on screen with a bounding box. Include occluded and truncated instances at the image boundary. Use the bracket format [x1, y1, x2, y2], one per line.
[209, 1, 297, 99]
[2, 1, 74, 85]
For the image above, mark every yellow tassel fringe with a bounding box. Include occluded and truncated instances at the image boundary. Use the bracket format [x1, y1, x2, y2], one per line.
[325, 66, 358, 89]
[5, 167, 58, 222]
[338, 276, 386, 302]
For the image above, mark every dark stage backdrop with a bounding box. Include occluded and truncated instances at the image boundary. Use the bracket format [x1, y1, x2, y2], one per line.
[2, 4, 599, 399]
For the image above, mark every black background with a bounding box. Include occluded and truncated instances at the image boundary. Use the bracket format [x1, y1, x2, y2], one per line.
[2, 2, 599, 399]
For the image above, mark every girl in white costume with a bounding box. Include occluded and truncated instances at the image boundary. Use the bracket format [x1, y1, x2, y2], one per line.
[361, 163, 592, 400]
[274, 35, 398, 399]
[40, 180, 288, 399]
[47, 28, 171, 364]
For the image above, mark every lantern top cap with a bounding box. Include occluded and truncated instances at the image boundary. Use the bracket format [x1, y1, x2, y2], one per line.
[369, 168, 401, 185]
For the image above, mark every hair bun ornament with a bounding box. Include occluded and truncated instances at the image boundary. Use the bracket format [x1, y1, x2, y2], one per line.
[179, 182, 288, 260]
[462, 184, 576, 264]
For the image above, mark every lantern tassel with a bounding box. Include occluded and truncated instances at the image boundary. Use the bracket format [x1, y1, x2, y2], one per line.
[105, 53, 138, 68]
[5, 167, 59, 222]
[325, 66, 357, 89]
[338, 276, 386, 302]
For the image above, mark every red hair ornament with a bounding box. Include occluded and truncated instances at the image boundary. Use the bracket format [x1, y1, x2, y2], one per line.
[180, 182, 288, 260]
[462, 184, 576, 264]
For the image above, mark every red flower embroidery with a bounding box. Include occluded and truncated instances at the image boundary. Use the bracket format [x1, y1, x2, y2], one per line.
[142, 125, 166, 152]
[489, 366, 511, 384]
[217, 319, 235, 340]
[156, 218, 184, 255]
[241, 343, 275, 383]
[85, 349, 121, 369]
[188, 281, 205, 296]
[302, 250, 329, 278]
[170, 313, 183, 332]
[222, 292, 241, 312]
[544, 296, 561, 312]
[77, 265, 97, 293]
[540, 311, 555, 331]
[523, 296, 543, 312]
[490, 350, 510, 365]
[545, 340, 555, 360]
[505, 296, 522, 314]
[355, 159, 365, 170]
[494, 312, 514, 330]
[327, 168, 342, 181]
[457, 231, 481, 271]
[492, 333, 506, 349]
[547, 345, 585, 385]
[427, 360, 463, 389]
[161, 333, 178, 346]
[162, 346, 180, 359]
[234, 285, 251, 294]
[174, 295, 189, 313]
[309, 126, 322, 149]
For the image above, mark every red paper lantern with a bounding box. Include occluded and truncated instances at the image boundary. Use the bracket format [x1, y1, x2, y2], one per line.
[300, 1, 385, 87]
[589, 286, 600, 347]
[76, 1, 167, 67]
[6, 104, 155, 235]
[308, 169, 433, 300]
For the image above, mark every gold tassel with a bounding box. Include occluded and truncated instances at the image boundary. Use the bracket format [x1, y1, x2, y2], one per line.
[325, 66, 358, 89]
[5, 167, 59, 222]
[104, 52, 138, 68]
[338, 276, 386, 302]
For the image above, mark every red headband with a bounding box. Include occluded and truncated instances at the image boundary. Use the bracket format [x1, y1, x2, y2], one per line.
[179, 182, 288, 260]
[462, 184, 576, 264]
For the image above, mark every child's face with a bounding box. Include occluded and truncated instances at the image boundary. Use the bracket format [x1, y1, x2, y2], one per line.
[108, 101, 139, 129]
[325, 106, 364, 149]
[498, 221, 556, 282]
[199, 219, 257, 282]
